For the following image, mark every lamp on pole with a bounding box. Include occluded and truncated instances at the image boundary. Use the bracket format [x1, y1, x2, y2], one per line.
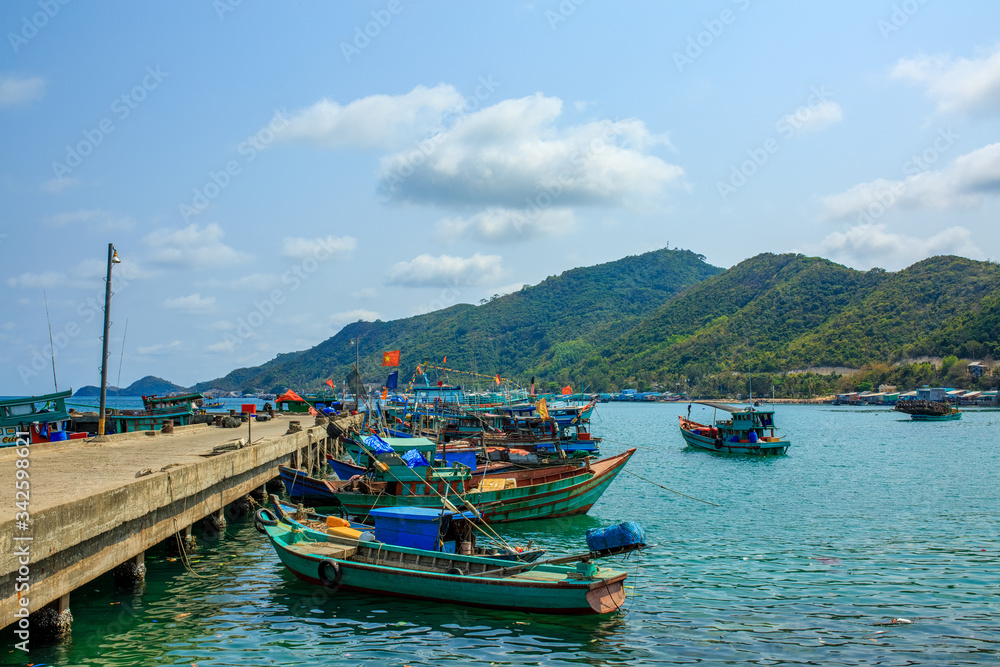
[98, 243, 121, 438]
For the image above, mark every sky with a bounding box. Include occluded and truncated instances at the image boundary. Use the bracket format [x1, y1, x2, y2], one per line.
[2, 1, 999, 395]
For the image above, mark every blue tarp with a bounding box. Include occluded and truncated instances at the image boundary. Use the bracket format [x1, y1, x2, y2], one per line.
[586, 522, 645, 553]
[364, 434, 395, 454]
[401, 448, 429, 468]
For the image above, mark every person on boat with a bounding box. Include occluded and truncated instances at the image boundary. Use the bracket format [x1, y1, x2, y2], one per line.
[687, 404, 692, 420]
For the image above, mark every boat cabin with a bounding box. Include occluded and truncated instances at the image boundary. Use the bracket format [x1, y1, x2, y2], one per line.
[0, 390, 76, 445]
[368, 507, 479, 554]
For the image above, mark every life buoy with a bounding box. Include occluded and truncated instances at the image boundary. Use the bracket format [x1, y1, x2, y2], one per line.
[318, 559, 341, 587]
[254, 508, 278, 534]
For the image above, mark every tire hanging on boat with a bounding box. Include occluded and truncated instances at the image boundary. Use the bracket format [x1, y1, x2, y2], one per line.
[254, 508, 278, 534]
[318, 559, 341, 588]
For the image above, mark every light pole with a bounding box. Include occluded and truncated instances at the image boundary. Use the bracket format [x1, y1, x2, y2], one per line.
[98, 243, 121, 437]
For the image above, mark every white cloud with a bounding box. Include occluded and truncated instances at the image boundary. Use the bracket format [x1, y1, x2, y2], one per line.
[137, 340, 182, 356]
[891, 44, 1000, 114]
[43, 209, 135, 232]
[437, 207, 574, 243]
[280, 235, 357, 260]
[379, 93, 683, 207]
[281, 84, 464, 150]
[820, 223, 980, 270]
[143, 223, 249, 268]
[228, 273, 280, 290]
[386, 252, 503, 287]
[6, 271, 65, 289]
[777, 100, 843, 136]
[40, 176, 79, 194]
[0, 74, 45, 107]
[163, 293, 217, 314]
[329, 309, 379, 326]
[822, 142, 1000, 219]
[351, 287, 377, 299]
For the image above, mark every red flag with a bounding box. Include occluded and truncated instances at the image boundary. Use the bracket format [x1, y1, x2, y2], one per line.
[382, 350, 400, 366]
[442, 355, 447, 363]
[381, 387, 388, 399]
[438, 380, 443, 387]
[561, 385, 572, 395]
[325, 379, 334, 389]
[494, 374, 501, 385]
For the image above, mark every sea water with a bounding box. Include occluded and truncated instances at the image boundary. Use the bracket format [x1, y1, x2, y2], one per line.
[5, 403, 998, 666]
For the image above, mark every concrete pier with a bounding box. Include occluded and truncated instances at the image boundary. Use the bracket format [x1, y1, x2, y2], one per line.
[0, 414, 346, 632]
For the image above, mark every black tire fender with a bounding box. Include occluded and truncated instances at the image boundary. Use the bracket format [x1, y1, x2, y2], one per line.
[254, 508, 278, 534]
[318, 559, 341, 588]
[446, 567, 464, 576]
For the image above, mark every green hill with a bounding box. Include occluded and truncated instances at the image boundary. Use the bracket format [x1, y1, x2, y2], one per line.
[74, 375, 185, 397]
[191, 248, 725, 393]
[192, 249, 1000, 395]
[574, 254, 1000, 392]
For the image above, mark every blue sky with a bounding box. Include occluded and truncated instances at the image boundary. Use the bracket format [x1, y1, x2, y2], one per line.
[2, 1, 999, 394]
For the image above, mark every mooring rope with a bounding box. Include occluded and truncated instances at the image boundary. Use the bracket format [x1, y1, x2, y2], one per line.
[623, 470, 720, 507]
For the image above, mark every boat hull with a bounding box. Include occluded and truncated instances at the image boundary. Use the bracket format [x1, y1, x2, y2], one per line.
[910, 412, 962, 421]
[283, 449, 635, 523]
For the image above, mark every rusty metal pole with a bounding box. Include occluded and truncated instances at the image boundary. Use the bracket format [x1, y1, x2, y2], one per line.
[98, 243, 117, 437]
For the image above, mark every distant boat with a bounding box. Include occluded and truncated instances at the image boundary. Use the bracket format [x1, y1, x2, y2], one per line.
[894, 400, 961, 421]
[679, 401, 790, 455]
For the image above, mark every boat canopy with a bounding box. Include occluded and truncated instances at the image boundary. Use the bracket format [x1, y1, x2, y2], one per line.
[693, 401, 741, 413]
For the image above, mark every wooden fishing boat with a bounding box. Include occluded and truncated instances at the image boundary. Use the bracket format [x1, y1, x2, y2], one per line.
[894, 400, 962, 421]
[255, 503, 644, 614]
[679, 402, 790, 455]
[270, 498, 546, 562]
[279, 447, 635, 523]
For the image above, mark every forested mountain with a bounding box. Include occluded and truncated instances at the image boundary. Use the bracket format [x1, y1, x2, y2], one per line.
[191, 248, 724, 393]
[577, 254, 1000, 391]
[191, 249, 1000, 395]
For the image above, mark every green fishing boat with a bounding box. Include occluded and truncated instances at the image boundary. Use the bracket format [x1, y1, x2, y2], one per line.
[255, 502, 644, 614]
[895, 400, 962, 421]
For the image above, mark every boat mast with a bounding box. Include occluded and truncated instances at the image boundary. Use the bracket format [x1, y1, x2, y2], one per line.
[43, 290, 58, 392]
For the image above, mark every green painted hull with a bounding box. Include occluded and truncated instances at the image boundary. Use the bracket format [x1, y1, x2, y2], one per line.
[262, 521, 627, 614]
[330, 449, 634, 523]
[910, 412, 962, 421]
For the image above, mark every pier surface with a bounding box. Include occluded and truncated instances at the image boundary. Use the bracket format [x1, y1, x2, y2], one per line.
[0, 415, 336, 631]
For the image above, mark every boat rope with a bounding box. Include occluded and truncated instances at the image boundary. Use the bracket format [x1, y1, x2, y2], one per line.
[348, 430, 517, 553]
[623, 470, 720, 507]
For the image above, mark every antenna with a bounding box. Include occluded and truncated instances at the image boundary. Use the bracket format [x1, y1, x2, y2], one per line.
[43, 290, 58, 391]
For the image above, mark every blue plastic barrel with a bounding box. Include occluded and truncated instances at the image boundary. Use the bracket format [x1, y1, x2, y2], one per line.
[49, 430, 67, 441]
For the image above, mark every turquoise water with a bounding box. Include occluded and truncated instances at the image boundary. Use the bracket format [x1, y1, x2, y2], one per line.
[5, 403, 999, 665]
